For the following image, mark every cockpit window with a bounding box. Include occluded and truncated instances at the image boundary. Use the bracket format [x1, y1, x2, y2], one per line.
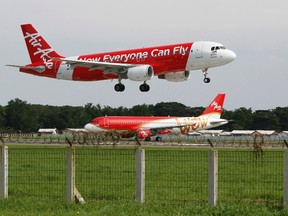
[211, 46, 226, 51]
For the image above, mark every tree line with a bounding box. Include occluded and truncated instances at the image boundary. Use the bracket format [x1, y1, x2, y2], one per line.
[0, 98, 287, 133]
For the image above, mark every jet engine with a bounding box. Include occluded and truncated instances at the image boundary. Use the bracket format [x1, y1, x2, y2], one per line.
[137, 129, 151, 139]
[126, 65, 154, 81]
[158, 71, 190, 82]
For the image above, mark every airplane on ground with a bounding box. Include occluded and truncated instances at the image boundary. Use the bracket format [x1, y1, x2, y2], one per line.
[7, 24, 236, 92]
[84, 94, 228, 142]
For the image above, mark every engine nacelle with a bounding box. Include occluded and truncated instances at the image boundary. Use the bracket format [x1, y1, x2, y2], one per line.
[138, 129, 151, 139]
[126, 65, 154, 81]
[158, 71, 190, 82]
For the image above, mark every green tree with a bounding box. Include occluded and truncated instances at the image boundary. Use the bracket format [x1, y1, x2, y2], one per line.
[130, 104, 154, 116]
[0, 105, 5, 131]
[272, 107, 288, 131]
[153, 102, 188, 116]
[251, 110, 281, 131]
[231, 107, 253, 130]
[4, 99, 38, 132]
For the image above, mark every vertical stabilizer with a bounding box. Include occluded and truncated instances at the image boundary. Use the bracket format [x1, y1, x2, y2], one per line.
[200, 94, 225, 118]
[21, 24, 63, 63]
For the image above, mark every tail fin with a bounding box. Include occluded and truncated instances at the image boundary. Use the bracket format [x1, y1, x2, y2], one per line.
[21, 24, 63, 63]
[200, 94, 225, 118]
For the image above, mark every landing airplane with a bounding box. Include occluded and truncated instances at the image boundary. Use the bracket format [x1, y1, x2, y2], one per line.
[84, 94, 228, 141]
[7, 24, 236, 92]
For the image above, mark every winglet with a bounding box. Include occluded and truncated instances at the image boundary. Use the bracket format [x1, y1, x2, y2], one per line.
[200, 94, 226, 118]
[21, 24, 63, 63]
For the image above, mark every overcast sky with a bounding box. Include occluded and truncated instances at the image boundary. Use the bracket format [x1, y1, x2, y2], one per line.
[1, 0, 287, 111]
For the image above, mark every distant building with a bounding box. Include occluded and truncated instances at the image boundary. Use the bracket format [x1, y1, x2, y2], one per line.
[37, 128, 58, 135]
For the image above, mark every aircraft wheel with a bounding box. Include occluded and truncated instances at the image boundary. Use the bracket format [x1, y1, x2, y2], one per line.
[156, 136, 162, 142]
[114, 83, 125, 92]
[204, 77, 210, 83]
[145, 137, 151, 141]
[139, 83, 150, 92]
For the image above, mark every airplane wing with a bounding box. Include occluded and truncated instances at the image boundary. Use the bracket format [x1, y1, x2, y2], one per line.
[55, 58, 136, 74]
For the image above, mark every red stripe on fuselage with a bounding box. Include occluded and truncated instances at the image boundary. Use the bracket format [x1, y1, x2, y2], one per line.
[75, 42, 193, 81]
[93, 116, 173, 131]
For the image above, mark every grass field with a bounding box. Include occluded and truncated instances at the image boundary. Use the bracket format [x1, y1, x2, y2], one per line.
[0, 145, 288, 215]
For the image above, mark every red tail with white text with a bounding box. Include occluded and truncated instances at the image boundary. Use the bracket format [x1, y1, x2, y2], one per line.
[21, 24, 63, 63]
[200, 94, 225, 118]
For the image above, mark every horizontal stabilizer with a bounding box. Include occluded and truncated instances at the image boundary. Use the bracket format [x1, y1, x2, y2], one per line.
[6, 64, 45, 73]
[209, 119, 228, 124]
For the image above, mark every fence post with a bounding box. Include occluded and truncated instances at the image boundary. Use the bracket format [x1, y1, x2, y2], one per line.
[208, 149, 218, 206]
[66, 147, 75, 203]
[136, 149, 145, 203]
[284, 152, 288, 208]
[0, 144, 8, 198]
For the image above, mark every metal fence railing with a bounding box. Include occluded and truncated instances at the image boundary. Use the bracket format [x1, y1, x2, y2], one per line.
[1, 132, 288, 148]
[0, 145, 287, 207]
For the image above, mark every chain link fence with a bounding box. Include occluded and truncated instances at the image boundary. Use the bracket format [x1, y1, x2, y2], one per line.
[1, 132, 288, 148]
[1, 145, 286, 207]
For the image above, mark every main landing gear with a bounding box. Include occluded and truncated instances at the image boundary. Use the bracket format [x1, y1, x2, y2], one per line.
[114, 81, 150, 92]
[139, 82, 150, 92]
[114, 83, 125, 92]
[202, 68, 211, 83]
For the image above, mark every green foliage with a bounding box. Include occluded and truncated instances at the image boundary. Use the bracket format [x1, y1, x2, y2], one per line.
[153, 102, 188, 116]
[1, 98, 288, 132]
[251, 110, 281, 131]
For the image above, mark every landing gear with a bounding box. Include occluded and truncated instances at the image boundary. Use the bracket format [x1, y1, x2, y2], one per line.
[202, 68, 210, 83]
[139, 82, 150, 92]
[155, 136, 162, 142]
[144, 137, 151, 141]
[114, 83, 125, 92]
[204, 77, 210, 83]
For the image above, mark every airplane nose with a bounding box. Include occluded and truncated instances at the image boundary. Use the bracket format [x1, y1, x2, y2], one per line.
[84, 123, 94, 131]
[84, 123, 104, 132]
[227, 50, 236, 62]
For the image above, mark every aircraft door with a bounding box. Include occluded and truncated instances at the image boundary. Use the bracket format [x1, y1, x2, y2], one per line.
[194, 42, 203, 58]
[104, 118, 109, 127]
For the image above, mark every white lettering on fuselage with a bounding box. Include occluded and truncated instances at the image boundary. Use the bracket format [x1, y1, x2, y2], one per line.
[24, 32, 54, 69]
[175, 117, 208, 133]
[79, 45, 189, 63]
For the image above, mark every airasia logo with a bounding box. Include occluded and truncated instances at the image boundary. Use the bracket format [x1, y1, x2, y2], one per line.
[24, 32, 54, 70]
[211, 101, 222, 111]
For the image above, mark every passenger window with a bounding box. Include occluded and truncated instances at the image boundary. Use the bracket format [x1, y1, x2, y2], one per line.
[216, 46, 220, 50]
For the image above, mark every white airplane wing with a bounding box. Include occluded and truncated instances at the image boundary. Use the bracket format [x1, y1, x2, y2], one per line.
[55, 58, 136, 74]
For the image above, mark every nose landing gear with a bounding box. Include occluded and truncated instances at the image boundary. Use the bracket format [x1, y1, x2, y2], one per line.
[202, 68, 210, 83]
